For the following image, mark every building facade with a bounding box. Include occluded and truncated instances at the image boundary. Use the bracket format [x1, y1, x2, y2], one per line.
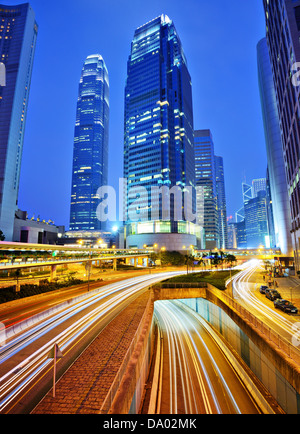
[124, 15, 201, 251]
[262, 0, 300, 266]
[252, 178, 266, 197]
[13, 209, 64, 245]
[257, 36, 293, 257]
[0, 3, 38, 241]
[69, 55, 109, 232]
[194, 129, 219, 250]
[244, 191, 269, 249]
[215, 155, 228, 249]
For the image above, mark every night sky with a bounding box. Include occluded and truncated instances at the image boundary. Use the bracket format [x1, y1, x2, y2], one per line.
[4, 0, 267, 230]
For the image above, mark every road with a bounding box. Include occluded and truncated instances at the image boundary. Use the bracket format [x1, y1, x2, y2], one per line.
[0, 270, 185, 414]
[231, 260, 300, 346]
[153, 300, 261, 415]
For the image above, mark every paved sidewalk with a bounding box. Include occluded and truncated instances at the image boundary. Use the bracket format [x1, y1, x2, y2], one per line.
[32, 292, 150, 414]
[258, 270, 300, 309]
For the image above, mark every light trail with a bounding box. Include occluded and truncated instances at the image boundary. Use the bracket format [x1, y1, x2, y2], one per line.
[154, 300, 253, 414]
[232, 260, 300, 342]
[0, 270, 185, 413]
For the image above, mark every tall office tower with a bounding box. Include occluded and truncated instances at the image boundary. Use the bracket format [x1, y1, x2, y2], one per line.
[0, 3, 38, 241]
[244, 191, 269, 249]
[263, 1, 300, 267]
[266, 168, 276, 248]
[124, 15, 201, 251]
[194, 129, 219, 250]
[235, 182, 252, 224]
[227, 222, 237, 249]
[252, 178, 266, 197]
[236, 220, 247, 249]
[69, 55, 109, 233]
[242, 183, 253, 204]
[215, 155, 228, 249]
[257, 36, 293, 257]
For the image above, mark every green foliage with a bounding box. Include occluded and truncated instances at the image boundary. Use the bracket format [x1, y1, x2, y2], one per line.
[0, 278, 84, 305]
[160, 251, 185, 266]
[163, 270, 239, 290]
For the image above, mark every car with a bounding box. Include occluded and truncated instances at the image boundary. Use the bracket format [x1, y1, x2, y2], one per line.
[260, 285, 269, 294]
[266, 290, 282, 301]
[274, 299, 298, 314]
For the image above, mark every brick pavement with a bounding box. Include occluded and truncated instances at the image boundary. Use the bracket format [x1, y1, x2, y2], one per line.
[32, 292, 150, 414]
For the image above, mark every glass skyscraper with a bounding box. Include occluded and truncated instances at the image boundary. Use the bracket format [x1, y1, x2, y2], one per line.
[69, 55, 109, 232]
[262, 0, 300, 266]
[257, 36, 293, 257]
[0, 3, 38, 241]
[124, 15, 200, 250]
[215, 155, 228, 249]
[194, 129, 219, 250]
[244, 191, 269, 249]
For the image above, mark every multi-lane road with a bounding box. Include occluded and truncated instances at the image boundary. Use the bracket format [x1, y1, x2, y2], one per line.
[150, 260, 299, 415]
[154, 300, 261, 414]
[0, 271, 185, 414]
[231, 260, 300, 344]
[0, 260, 296, 414]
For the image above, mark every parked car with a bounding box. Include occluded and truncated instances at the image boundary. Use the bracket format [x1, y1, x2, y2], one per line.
[274, 299, 298, 314]
[260, 285, 269, 294]
[266, 290, 282, 301]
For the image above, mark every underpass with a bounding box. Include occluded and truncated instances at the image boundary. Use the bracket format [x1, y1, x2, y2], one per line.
[0, 258, 299, 414]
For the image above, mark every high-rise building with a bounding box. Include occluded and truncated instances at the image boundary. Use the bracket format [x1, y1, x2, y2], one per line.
[0, 3, 38, 241]
[235, 182, 252, 224]
[236, 220, 247, 249]
[252, 178, 266, 198]
[262, 1, 300, 266]
[266, 168, 276, 249]
[194, 129, 219, 250]
[123, 15, 202, 251]
[215, 155, 228, 249]
[257, 36, 293, 257]
[244, 191, 269, 249]
[242, 183, 253, 205]
[69, 55, 109, 233]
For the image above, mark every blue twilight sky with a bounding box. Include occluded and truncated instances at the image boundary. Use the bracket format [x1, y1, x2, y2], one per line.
[5, 0, 267, 229]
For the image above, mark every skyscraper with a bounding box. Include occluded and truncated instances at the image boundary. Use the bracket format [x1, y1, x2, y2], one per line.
[252, 178, 266, 198]
[194, 129, 219, 250]
[0, 3, 38, 241]
[124, 15, 201, 251]
[215, 156, 228, 249]
[262, 1, 300, 266]
[244, 191, 269, 249]
[242, 183, 253, 205]
[257, 36, 293, 257]
[69, 55, 109, 233]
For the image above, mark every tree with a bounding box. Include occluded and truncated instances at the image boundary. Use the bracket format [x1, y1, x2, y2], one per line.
[0, 230, 5, 241]
[160, 251, 184, 267]
[149, 252, 159, 265]
[226, 254, 237, 267]
[184, 254, 194, 274]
